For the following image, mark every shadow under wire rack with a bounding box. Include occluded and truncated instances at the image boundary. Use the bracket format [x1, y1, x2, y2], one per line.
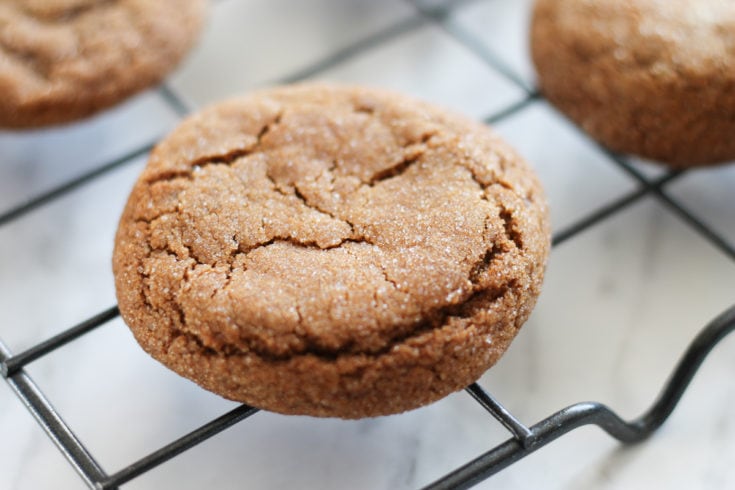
[1, 0, 734, 489]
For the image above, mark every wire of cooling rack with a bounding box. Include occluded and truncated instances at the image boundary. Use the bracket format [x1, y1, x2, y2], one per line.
[1, 1, 734, 489]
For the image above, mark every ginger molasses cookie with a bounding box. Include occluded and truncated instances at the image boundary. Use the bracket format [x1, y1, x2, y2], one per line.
[113, 83, 550, 418]
[532, 0, 735, 167]
[0, 0, 206, 128]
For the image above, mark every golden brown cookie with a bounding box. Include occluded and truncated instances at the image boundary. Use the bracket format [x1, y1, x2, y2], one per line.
[0, 0, 206, 128]
[113, 83, 550, 418]
[531, 0, 735, 167]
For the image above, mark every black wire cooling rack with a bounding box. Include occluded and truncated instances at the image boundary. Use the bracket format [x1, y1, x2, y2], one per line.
[2, 0, 734, 489]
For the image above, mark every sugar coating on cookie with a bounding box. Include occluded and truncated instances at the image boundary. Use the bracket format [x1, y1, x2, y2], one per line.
[532, 0, 735, 167]
[113, 84, 550, 418]
[0, 0, 206, 128]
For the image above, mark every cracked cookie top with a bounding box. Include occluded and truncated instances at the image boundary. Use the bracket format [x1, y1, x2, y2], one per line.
[114, 83, 550, 363]
[0, 0, 205, 128]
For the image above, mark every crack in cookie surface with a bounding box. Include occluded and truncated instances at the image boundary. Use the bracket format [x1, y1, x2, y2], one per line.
[17, 0, 119, 22]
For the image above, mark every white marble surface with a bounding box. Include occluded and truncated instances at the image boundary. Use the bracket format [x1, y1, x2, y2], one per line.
[1, 0, 734, 489]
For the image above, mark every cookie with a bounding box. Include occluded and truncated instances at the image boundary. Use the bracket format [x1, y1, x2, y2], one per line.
[531, 0, 735, 167]
[113, 83, 550, 418]
[0, 0, 206, 128]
